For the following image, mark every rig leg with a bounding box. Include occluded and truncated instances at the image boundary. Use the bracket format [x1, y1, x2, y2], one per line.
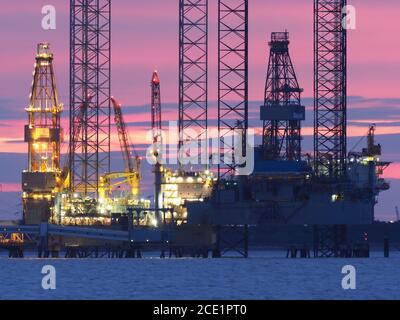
[384, 237, 389, 258]
[212, 225, 221, 258]
[215, 225, 249, 258]
[313, 225, 348, 258]
[9, 246, 24, 258]
[244, 224, 249, 258]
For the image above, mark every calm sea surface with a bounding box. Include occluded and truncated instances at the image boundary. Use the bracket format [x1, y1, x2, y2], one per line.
[0, 250, 398, 300]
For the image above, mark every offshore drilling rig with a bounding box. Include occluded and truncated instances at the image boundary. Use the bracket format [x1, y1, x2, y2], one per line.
[8, 0, 390, 258]
[188, 0, 390, 257]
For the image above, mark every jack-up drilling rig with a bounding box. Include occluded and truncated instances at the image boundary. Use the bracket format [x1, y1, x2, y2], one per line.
[186, 1, 390, 258]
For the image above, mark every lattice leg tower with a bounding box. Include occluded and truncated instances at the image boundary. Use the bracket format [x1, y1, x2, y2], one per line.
[218, 0, 248, 179]
[314, 0, 347, 180]
[70, 0, 111, 196]
[179, 0, 208, 170]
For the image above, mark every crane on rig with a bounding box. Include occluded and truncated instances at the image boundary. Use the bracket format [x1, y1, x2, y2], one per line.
[99, 97, 141, 199]
[151, 71, 163, 214]
[151, 71, 162, 154]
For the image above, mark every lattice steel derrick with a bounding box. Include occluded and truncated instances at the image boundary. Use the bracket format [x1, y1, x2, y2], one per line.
[314, 0, 347, 179]
[27, 43, 62, 173]
[218, 0, 248, 179]
[179, 0, 208, 168]
[70, 0, 111, 196]
[262, 32, 303, 161]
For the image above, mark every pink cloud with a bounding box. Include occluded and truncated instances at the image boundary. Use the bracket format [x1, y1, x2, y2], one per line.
[382, 163, 400, 180]
[0, 183, 21, 192]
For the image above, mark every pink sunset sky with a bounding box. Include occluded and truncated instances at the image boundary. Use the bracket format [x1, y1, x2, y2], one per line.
[0, 1, 399, 219]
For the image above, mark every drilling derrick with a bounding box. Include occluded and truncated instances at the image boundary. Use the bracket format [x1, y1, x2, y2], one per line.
[70, 0, 111, 197]
[314, 0, 347, 180]
[218, 0, 248, 179]
[179, 0, 208, 169]
[261, 32, 305, 161]
[22, 43, 63, 225]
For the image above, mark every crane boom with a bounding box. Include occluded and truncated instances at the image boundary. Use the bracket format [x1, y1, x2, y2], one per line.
[111, 97, 140, 174]
[110, 97, 140, 197]
[151, 71, 163, 215]
[151, 71, 162, 145]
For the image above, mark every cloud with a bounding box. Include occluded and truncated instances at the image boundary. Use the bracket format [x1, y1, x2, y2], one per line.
[382, 163, 400, 180]
[2, 96, 400, 154]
